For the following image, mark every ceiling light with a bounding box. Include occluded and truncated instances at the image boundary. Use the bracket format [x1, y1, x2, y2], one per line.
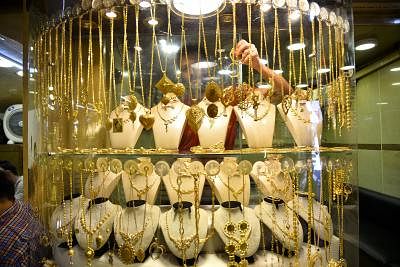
[105, 10, 117, 18]
[390, 67, 400, 72]
[172, 0, 224, 17]
[273, 69, 283, 74]
[392, 18, 400, 25]
[139, 0, 151, 9]
[296, 84, 308, 89]
[218, 69, 232, 75]
[376, 102, 388, 105]
[0, 56, 16, 68]
[392, 82, 400, 86]
[191, 61, 217, 69]
[16, 70, 23, 77]
[148, 18, 159, 26]
[287, 42, 306, 51]
[260, 3, 272, 12]
[340, 65, 355, 71]
[355, 39, 377, 51]
[289, 10, 301, 21]
[160, 43, 180, 54]
[317, 68, 330, 74]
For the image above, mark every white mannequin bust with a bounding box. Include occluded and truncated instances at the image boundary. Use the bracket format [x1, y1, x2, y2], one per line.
[121, 158, 161, 205]
[251, 160, 294, 202]
[75, 199, 122, 252]
[108, 102, 146, 149]
[151, 93, 189, 150]
[277, 99, 322, 147]
[254, 197, 303, 252]
[287, 194, 333, 243]
[84, 170, 122, 199]
[49, 194, 89, 246]
[214, 203, 261, 258]
[162, 158, 206, 205]
[160, 204, 209, 261]
[207, 157, 250, 206]
[197, 99, 233, 148]
[114, 201, 161, 263]
[234, 94, 276, 148]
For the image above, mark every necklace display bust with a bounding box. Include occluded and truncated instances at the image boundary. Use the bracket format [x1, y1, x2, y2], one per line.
[49, 194, 89, 246]
[109, 103, 146, 149]
[84, 170, 122, 199]
[234, 94, 276, 148]
[151, 94, 189, 150]
[214, 201, 261, 258]
[114, 200, 161, 263]
[160, 202, 209, 264]
[287, 193, 333, 246]
[254, 197, 303, 253]
[197, 99, 232, 148]
[277, 99, 322, 147]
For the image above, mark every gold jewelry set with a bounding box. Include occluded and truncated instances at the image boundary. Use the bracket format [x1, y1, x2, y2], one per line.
[31, 1, 354, 266]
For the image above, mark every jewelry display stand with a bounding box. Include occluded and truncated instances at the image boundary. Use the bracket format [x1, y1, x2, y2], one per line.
[214, 203, 261, 258]
[109, 103, 146, 149]
[28, 1, 358, 266]
[160, 204, 209, 263]
[197, 100, 232, 148]
[152, 99, 189, 150]
[277, 100, 322, 147]
[234, 100, 276, 148]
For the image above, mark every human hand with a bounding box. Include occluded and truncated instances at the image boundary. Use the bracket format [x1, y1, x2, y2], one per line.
[234, 39, 262, 71]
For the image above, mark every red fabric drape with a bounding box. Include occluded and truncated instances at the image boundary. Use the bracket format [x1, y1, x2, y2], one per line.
[179, 112, 238, 152]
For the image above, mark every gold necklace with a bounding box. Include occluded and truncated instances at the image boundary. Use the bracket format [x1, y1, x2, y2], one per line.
[244, 101, 271, 121]
[165, 210, 197, 252]
[290, 103, 311, 124]
[156, 103, 185, 132]
[128, 175, 156, 200]
[117, 215, 150, 264]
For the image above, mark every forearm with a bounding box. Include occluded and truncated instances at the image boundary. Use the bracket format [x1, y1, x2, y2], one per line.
[255, 63, 292, 104]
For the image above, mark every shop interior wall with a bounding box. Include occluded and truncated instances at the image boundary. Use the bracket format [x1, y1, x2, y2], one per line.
[356, 56, 400, 198]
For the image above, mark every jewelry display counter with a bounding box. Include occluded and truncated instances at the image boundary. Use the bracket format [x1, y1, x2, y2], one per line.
[27, 0, 357, 266]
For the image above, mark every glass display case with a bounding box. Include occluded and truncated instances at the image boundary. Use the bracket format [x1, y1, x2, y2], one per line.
[26, 0, 358, 266]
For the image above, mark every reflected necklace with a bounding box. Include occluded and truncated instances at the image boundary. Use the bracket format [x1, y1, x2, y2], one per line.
[168, 173, 195, 195]
[156, 103, 185, 133]
[218, 174, 245, 201]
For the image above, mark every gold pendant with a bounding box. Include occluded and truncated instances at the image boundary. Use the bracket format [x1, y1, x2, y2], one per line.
[205, 80, 222, 102]
[85, 247, 95, 259]
[173, 83, 186, 96]
[155, 73, 174, 94]
[207, 103, 219, 118]
[113, 118, 123, 133]
[95, 235, 103, 248]
[135, 248, 145, 262]
[127, 95, 138, 110]
[186, 104, 205, 132]
[139, 112, 155, 130]
[238, 258, 248, 267]
[149, 238, 166, 261]
[224, 222, 236, 235]
[282, 95, 292, 115]
[161, 95, 171, 105]
[118, 243, 135, 264]
[222, 87, 235, 107]
[129, 111, 137, 122]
